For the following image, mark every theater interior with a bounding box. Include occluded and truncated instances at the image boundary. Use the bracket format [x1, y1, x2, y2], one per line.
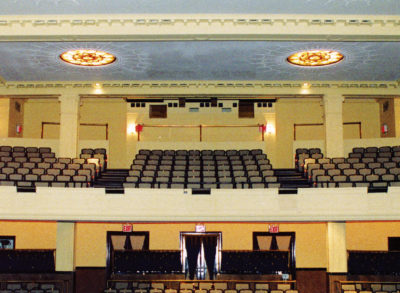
[0, 1, 400, 293]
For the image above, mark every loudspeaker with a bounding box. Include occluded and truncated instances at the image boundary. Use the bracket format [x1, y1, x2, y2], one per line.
[105, 187, 125, 194]
[16, 186, 36, 193]
[278, 188, 298, 194]
[191, 188, 211, 195]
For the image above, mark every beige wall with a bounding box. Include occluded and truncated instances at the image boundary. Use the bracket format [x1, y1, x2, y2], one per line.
[0, 221, 57, 249]
[8, 99, 25, 138]
[343, 99, 380, 139]
[0, 98, 10, 138]
[346, 221, 400, 251]
[276, 98, 324, 168]
[80, 98, 126, 168]
[378, 99, 396, 138]
[75, 222, 326, 268]
[23, 99, 60, 139]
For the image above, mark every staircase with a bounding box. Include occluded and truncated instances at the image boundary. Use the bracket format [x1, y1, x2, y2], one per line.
[93, 169, 129, 189]
[274, 168, 311, 189]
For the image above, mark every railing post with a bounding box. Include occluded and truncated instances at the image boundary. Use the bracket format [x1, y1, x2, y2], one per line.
[199, 124, 202, 142]
[261, 124, 265, 141]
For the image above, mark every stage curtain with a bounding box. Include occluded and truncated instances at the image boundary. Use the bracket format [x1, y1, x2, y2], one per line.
[185, 236, 202, 279]
[203, 236, 217, 280]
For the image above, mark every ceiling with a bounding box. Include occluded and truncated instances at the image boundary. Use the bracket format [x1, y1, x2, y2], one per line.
[0, 0, 399, 83]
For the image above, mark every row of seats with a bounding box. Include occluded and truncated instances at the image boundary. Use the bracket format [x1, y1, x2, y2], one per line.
[341, 282, 400, 293]
[137, 149, 266, 156]
[350, 146, 400, 154]
[295, 148, 322, 172]
[296, 146, 400, 173]
[0, 146, 52, 153]
[80, 148, 107, 170]
[0, 146, 101, 188]
[307, 163, 400, 181]
[105, 282, 295, 293]
[296, 147, 400, 188]
[124, 149, 280, 188]
[104, 289, 297, 293]
[126, 149, 279, 189]
[0, 282, 60, 293]
[313, 173, 400, 188]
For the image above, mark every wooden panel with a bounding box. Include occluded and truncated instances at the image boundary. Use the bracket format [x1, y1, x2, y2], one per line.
[149, 105, 167, 118]
[296, 269, 327, 293]
[75, 267, 107, 293]
[327, 273, 347, 293]
[239, 102, 254, 118]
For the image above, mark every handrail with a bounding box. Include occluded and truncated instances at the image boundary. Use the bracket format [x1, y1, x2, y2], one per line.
[138, 124, 266, 142]
[41, 122, 109, 140]
[293, 122, 362, 141]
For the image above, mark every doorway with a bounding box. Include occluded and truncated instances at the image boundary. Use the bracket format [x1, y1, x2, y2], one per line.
[253, 232, 296, 277]
[180, 232, 222, 280]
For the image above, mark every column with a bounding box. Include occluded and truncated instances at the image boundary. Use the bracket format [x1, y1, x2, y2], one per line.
[323, 94, 344, 158]
[59, 94, 80, 158]
[327, 222, 347, 293]
[56, 222, 75, 271]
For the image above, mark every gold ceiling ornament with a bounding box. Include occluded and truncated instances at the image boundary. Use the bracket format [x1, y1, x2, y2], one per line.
[60, 49, 116, 66]
[287, 50, 344, 66]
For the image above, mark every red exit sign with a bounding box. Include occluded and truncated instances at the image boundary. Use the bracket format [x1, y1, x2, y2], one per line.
[122, 224, 133, 232]
[269, 224, 279, 233]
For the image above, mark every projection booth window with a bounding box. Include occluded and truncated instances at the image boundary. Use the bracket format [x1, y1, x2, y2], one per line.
[0, 236, 15, 250]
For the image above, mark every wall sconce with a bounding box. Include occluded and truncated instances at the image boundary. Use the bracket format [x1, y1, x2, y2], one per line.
[127, 123, 137, 135]
[93, 83, 103, 94]
[265, 123, 275, 135]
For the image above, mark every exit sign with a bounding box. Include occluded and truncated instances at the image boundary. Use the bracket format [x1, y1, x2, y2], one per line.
[195, 224, 206, 233]
[122, 224, 133, 232]
[269, 224, 279, 233]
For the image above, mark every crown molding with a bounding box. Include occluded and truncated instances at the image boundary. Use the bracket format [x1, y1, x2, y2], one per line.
[0, 80, 398, 89]
[0, 14, 399, 41]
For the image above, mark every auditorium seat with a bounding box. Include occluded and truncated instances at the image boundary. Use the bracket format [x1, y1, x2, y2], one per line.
[214, 283, 227, 290]
[235, 284, 249, 290]
[199, 283, 213, 290]
[255, 284, 269, 291]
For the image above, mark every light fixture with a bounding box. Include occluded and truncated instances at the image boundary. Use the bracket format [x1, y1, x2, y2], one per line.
[265, 123, 275, 135]
[287, 50, 344, 66]
[60, 49, 116, 66]
[127, 123, 137, 135]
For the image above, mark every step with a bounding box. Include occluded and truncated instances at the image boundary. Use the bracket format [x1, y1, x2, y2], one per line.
[93, 182, 124, 188]
[96, 177, 126, 183]
[277, 176, 305, 182]
[100, 170, 129, 176]
[280, 183, 312, 188]
[274, 168, 303, 176]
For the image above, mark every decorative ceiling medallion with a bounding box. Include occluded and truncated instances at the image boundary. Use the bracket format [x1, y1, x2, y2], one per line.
[60, 49, 116, 66]
[287, 50, 344, 66]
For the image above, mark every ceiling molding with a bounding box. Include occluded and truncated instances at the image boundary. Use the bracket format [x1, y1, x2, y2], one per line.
[0, 15, 399, 41]
[1, 81, 398, 90]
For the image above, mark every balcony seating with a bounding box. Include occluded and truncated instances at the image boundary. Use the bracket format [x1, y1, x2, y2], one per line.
[297, 146, 400, 188]
[0, 146, 99, 188]
[80, 148, 107, 171]
[124, 149, 277, 189]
